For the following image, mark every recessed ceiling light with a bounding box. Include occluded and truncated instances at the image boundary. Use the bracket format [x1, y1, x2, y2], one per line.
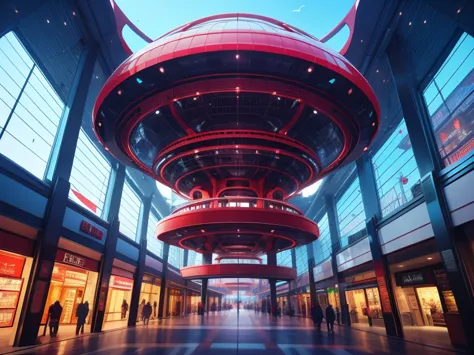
[307, 67, 313, 73]
[193, 97, 197, 101]
[72, 11, 76, 16]
[372, 122, 376, 127]
[236, 87, 240, 91]
[136, 77, 143, 84]
[376, 69, 379, 73]
[409, 21, 412, 26]
[361, 39, 364, 43]
[399, 11, 402, 16]
[47, 19, 50, 23]
[196, 92, 200, 95]
[201, 229, 205, 233]
[256, 150, 259, 154]
[277, 97, 281, 100]
[235, 54, 240, 59]
[159, 67, 165, 73]
[272, 91, 277, 95]
[215, 150, 219, 154]
[270, 229, 275, 233]
[64, 21, 67, 26]
[329, 78, 336, 84]
[398, 265, 404, 268]
[235, 145, 239, 148]
[348, 88, 353, 95]
[363, 147, 368, 151]
[427, 257, 433, 260]
[423, 20, 427, 24]
[237, 229, 240, 232]
[313, 110, 318, 114]
[98, 122, 102, 127]
[457, 9, 461, 14]
[155, 110, 160, 115]
[15, 9, 19, 14]
[105, 147, 109, 151]
[194, 149, 199, 153]
[117, 90, 122, 95]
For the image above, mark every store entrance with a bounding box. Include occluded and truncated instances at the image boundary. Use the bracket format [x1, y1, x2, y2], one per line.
[415, 286, 445, 327]
[345, 287, 385, 328]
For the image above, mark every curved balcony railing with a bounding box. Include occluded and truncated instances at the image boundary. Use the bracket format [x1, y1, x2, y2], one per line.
[171, 197, 303, 216]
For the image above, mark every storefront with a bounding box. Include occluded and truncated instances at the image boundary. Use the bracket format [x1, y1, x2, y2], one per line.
[392, 265, 458, 328]
[297, 293, 311, 318]
[208, 295, 219, 311]
[345, 286, 385, 328]
[0, 249, 33, 345]
[104, 270, 134, 325]
[167, 287, 183, 317]
[138, 274, 161, 320]
[186, 291, 200, 314]
[40, 249, 99, 334]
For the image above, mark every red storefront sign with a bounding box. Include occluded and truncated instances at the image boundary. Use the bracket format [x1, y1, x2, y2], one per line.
[0, 252, 25, 278]
[110, 275, 133, 290]
[80, 220, 104, 240]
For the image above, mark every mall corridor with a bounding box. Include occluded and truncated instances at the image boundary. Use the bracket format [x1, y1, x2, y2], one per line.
[3, 311, 464, 355]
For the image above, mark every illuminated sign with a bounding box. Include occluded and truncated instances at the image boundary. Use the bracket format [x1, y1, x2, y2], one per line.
[80, 220, 104, 240]
[63, 253, 85, 268]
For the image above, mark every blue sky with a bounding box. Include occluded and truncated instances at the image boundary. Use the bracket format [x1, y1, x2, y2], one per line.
[116, 0, 354, 52]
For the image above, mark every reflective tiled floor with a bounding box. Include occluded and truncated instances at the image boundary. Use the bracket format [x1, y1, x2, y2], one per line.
[4, 310, 465, 354]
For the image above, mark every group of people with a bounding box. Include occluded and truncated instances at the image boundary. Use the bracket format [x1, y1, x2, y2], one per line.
[137, 299, 157, 325]
[311, 304, 340, 333]
[47, 300, 90, 337]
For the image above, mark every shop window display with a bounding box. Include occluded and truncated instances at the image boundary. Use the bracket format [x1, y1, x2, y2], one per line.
[167, 288, 183, 317]
[0, 250, 33, 346]
[138, 276, 161, 320]
[345, 287, 384, 328]
[41, 263, 98, 326]
[186, 291, 200, 314]
[105, 275, 134, 323]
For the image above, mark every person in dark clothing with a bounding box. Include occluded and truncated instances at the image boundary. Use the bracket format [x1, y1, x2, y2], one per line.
[311, 304, 324, 332]
[76, 301, 89, 335]
[121, 300, 129, 319]
[153, 301, 158, 319]
[335, 306, 341, 325]
[325, 304, 336, 333]
[48, 301, 63, 336]
[142, 302, 152, 325]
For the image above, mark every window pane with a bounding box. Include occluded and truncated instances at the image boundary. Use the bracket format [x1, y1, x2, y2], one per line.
[277, 249, 292, 268]
[187, 250, 202, 266]
[69, 129, 111, 217]
[295, 246, 308, 276]
[423, 33, 474, 167]
[372, 119, 422, 217]
[313, 213, 331, 265]
[168, 246, 184, 268]
[336, 176, 367, 248]
[0, 32, 64, 180]
[147, 211, 163, 258]
[119, 181, 141, 240]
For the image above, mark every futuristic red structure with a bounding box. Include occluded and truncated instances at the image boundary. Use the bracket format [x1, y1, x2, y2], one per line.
[93, 14, 380, 280]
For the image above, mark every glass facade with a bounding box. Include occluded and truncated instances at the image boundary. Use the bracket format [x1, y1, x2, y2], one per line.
[336, 176, 367, 248]
[295, 246, 308, 276]
[69, 129, 111, 217]
[423, 33, 474, 167]
[168, 246, 184, 269]
[146, 211, 163, 258]
[372, 119, 421, 217]
[118, 180, 142, 240]
[313, 213, 331, 265]
[277, 249, 292, 268]
[187, 250, 202, 266]
[0, 32, 65, 180]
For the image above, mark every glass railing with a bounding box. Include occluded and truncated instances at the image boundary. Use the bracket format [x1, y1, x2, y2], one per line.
[171, 197, 302, 215]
